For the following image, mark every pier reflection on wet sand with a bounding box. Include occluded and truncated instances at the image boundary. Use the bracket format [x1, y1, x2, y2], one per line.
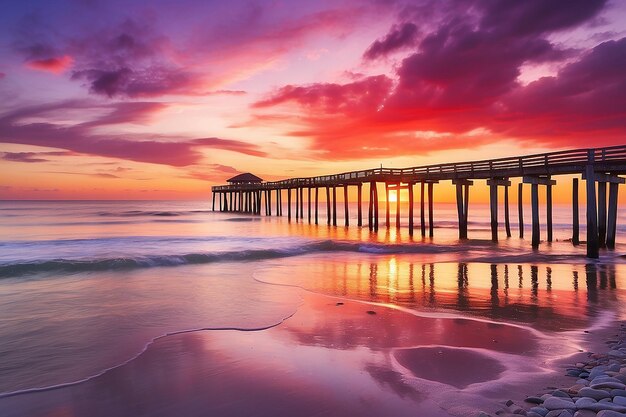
[256, 257, 624, 331]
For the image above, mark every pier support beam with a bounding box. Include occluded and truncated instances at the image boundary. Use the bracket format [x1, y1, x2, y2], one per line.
[332, 186, 337, 226]
[326, 187, 331, 225]
[300, 187, 304, 221]
[344, 185, 349, 227]
[583, 172, 625, 249]
[518, 183, 524, 238]
[573, 178, 579, 245]
[420, 183, 426, 237]
[287, 188, 292, 221]
[523, 176, 556, 249]
[212, 192, 216, 211]
[598, 181, 607, 247]
[546, 183, 553, 242]
[408, 183, 414, 235]
[428, 182, 435, 237]
[585, 156, 599, 258]
[504, 184, 511, 238]
[368, 183, 374, 230]
[373, 182, 379, 231]
[452, 179, 472, 239]
[315, 187, 319, 225]
[607, 182, 620, 249]
[357, 184, 363, 227]
[486, 178, 511, 242]
[308, 188, 311, 223]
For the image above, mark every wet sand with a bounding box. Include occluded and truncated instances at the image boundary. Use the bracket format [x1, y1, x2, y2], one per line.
[1, 290, 595, 417]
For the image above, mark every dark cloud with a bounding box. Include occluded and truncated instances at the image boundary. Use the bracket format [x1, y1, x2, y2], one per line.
[1, 151, 72, 163]
[363, 22, 419, 60]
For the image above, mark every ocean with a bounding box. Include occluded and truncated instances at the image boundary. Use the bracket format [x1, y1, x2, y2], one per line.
[1, 200, 625, 416]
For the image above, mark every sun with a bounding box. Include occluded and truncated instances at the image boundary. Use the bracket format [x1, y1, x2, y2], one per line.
[388, 191, 398, 203]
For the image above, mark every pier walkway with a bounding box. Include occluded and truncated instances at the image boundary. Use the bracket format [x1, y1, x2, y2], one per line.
[212, 146, 626, 258]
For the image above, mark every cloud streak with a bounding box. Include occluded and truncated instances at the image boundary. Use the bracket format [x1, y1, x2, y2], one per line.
[0, 101, 266, 166]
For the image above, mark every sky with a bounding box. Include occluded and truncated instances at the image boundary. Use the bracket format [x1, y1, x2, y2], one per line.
[0, 0, 625, 200]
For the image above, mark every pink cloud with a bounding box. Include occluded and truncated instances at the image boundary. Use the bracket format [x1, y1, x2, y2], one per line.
[25, 55, 73, 74]
[251, 0, 622, 159]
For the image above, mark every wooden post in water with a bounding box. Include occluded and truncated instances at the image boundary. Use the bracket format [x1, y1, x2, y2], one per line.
[572, 178, 579, 245]
[373, 182, 379, 231]
[357, 184, 363, 227]
[523, 176, 555, 249]
[518, 183, 524, 238]
[326, 187, 331, 225]
[332, 186, 337, 226]
[453, 179, 472, 239]
[486, 178, 510, 242]
[396, 187, 401, 229]
[585, 151, 599, 258]
[308, 188, 311, 223]
[212, 192, 216, 211]
[287, 188, 292, 221]
[368, 183, 374, 230]
[531, 183, 540, 248]
[489, 182, 498, 242]
[268, 190, 272, 216]
[607, 182, 619, 249]
[598, 181, 607, 248]
[464, 183, 470, 236]
[546, 183, 553, 242]
[588, 173, 625, 249]
[408, 183, 414, 236]
[420, 182, 426, 237]
[428, 182, 434, 237]
[344, 185, 349, 227]
[504, 184, 511, 238]
[295, 187, 300, 220]
[300, 187, 304, 221]
[315, 187, 319, 225]
[385, 183, 391, 228]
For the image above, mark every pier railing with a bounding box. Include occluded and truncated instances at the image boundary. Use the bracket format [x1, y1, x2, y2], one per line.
[212, 145, 626, 191]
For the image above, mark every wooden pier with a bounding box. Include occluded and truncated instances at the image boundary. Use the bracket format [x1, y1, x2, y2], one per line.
[211, 146, 626, 258]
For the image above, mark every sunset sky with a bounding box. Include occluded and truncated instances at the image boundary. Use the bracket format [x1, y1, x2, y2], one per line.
[1, 0, 625, 200]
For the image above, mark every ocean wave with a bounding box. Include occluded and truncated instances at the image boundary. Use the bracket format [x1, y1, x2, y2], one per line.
[0, 240, 466, 278]
[1, 239, 622, 278]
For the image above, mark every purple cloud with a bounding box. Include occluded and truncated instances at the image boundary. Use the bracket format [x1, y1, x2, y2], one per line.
[363, 22, 419, 60]
[0, 101, 267, 166]
[1, 151, 72, 163]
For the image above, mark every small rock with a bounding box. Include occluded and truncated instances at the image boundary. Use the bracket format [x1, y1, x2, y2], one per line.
[526, 397, 545, 404]
[366, 310, 376, 315]
[579, 387, 612, 400]
[597, 411, 626, 417]
[575, 397, 597, 407]
[529, 407, 549, 417]
[592, 382, 626, 390]
[543, 397, 577, 410]
[573, 411, 597, 417]
[553, 390, 572, 398]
